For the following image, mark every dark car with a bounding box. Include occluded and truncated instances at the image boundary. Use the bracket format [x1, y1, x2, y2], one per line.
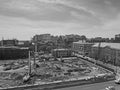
[3, 66, 11, 71]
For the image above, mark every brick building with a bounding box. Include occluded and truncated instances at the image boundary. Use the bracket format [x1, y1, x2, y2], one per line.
[52, 49, 72, 58]
[72, 40, 93, 56]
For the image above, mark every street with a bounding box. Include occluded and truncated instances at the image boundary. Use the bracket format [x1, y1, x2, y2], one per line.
[56, 81, 120, 90]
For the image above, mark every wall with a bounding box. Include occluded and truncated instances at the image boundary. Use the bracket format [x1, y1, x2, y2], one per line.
[0, 47, 29, 60]
[72, 42, 93, 56]
[90, 46, 120, 66]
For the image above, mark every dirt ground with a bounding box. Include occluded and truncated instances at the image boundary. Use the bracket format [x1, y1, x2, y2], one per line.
[0, 57, 111, 89]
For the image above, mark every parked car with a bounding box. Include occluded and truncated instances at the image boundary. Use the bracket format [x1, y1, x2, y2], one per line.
[105, 86, 115, 90]
[3, 65, 11, 71]
[12, 65, 20, 70]
[115, 78, 120, 84]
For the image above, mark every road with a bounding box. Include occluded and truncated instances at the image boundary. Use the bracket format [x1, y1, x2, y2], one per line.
[56, 81, 120, 90]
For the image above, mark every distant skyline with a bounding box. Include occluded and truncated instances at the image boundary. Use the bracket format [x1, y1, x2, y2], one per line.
[0, 0, 120, 40]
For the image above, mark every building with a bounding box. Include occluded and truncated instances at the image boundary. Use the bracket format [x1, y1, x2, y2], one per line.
[1, 39, 18, 46]
[91, 43, 120, 65]
[115, 34, 120, 43]
[56, 36, 66, 48]
[0, 46, 29, 60]
[72, 40, 93, 56]
[88, 37, 110, 43]
[65, 34, 86, 42]
[33, 34, 51, 43]
[52, 49, 72, 58]
[17, 40, 31, 47]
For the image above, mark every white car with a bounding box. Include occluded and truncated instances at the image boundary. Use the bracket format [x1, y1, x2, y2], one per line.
[105, 86, 115, 90]
[115, 79, 120, 84]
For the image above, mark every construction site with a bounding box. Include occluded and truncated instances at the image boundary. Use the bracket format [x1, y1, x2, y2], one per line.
[0, 52, 114, 90]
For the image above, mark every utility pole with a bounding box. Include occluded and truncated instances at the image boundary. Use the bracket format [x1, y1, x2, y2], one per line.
[28, 51, 31, 75]
[34, 35, 37, 71]
[35, 36, 37, 53]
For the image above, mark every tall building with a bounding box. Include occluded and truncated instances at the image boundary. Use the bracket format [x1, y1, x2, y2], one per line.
[115, 34, 120, 43]
[72, 40, 93, 56]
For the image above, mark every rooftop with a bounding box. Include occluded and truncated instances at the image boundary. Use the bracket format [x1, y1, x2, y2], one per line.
[0, 46, 29, 49]
[73, 40, 93, 45]
[93, 43, 120, 50]
[53, 49, 71, 51]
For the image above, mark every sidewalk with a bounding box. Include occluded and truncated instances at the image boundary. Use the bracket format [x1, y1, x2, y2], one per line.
[75, 54, 120, 74]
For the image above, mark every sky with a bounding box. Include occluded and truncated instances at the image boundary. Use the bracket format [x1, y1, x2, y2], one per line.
[0, 0, 120, 40]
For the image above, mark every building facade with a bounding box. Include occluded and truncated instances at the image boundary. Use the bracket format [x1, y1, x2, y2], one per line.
[1, 39, 18, 46]
[52, 49, 72, 58]
[115, 34, 120, 43]
[17, 41, 31, 47]
[72, 40, 93, 56]
[33, 34, 51, 43]
[0, 46, 29, 60]
[91, 43, 120, 65]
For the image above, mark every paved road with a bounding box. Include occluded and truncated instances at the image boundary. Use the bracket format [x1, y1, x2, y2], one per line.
[56, 81, 120, 90]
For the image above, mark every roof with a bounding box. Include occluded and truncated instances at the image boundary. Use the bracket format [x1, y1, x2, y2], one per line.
[93, 43, 120, 50]
[53, 49, 71, 51]
[0, 46, 29, 49]
[73, 41, 93, 45]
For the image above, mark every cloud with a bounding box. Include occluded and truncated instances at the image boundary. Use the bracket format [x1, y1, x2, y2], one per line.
[70, 11, 102, 26]
[0, 15, 88, 40]
[0, 0, 120, 40]
[37, 0, 96, 16]
[102, 14, 120, 30]
[0, 0, 97, 21]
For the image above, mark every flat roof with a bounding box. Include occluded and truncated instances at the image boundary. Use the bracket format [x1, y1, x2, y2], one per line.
[53, 49, 71, 51]
[73, 42, 93, 45]
[93, 43, 120, 50]
[0, 46, 29, 49]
